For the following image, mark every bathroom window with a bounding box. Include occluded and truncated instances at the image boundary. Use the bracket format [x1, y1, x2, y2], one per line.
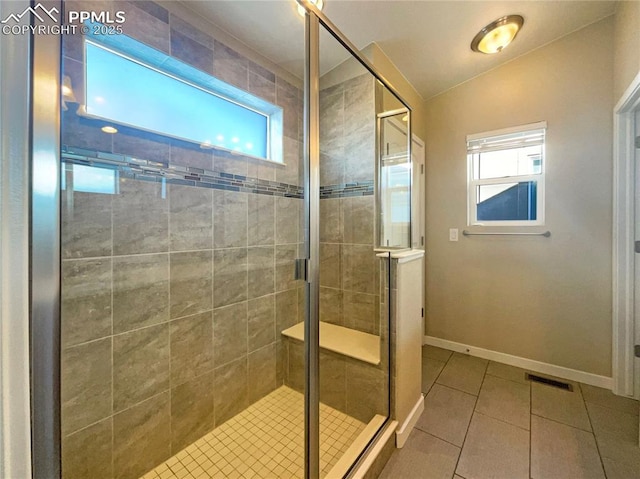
[467, 121, 546, 226]
[83, 38, 283, 162]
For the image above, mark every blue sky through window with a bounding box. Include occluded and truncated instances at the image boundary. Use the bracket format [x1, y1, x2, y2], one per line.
[85, 41, 269, 159]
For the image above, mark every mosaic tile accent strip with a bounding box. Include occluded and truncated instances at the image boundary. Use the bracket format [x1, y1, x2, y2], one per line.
[141, 386, 365, 479]
[61, 146, 303, 198]
[320, 181, 374, 199]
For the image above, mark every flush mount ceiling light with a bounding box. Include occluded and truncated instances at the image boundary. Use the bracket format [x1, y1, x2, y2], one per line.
[298, 0, 324, 18]
[471, 15, 524, 54]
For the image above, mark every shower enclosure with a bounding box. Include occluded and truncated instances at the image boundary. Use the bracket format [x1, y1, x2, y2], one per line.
[31, 1, 412, 478]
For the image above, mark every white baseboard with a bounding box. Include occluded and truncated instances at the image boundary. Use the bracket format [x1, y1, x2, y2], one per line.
[423, 336, 613, 390]
[395, 394, 424, 448]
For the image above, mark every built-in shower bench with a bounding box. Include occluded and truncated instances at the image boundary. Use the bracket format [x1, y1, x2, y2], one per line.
[281, 321, 380, 366]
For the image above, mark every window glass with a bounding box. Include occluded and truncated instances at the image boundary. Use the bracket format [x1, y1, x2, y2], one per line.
[467, 122, 545, 225]
[85, 41, 270, 159]
[476, 181, 537, 221]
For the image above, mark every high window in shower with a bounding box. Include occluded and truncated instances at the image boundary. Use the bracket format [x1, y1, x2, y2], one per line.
[49, 1, 411, 478]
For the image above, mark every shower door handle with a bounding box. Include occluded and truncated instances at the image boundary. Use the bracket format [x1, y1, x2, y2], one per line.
[294, 258, 309, 282]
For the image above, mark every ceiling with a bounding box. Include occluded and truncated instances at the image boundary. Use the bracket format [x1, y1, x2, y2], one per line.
[184, 0, 617, 100]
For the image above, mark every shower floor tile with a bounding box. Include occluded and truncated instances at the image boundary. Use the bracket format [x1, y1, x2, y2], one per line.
[141, 386, 366, 479]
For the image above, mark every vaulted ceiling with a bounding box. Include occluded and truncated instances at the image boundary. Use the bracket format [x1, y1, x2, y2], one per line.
[184, 0, 616, 100]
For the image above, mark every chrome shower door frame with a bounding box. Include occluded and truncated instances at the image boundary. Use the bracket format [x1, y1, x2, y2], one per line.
[30, 1, 63, 477]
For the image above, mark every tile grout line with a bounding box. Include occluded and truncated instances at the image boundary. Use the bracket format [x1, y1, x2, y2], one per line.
[452, 353, 488, 477]
[579, 384, 609, 479]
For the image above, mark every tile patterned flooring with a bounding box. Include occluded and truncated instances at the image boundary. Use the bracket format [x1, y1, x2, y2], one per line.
[380, 345, 640, 479]
[142, 386, 365, 479]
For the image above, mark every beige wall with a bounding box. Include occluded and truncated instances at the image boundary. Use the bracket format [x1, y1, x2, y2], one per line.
[423, 17, 614, 377]
[363, 43, 427, 142]
[613, 1, 640, 102]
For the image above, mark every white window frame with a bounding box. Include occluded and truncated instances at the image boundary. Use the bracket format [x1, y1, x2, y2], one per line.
[467, 121, 546, 227]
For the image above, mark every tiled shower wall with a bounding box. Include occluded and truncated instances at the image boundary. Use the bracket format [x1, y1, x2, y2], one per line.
[60, 2, 303, 478]
[318, 74, 380, 335]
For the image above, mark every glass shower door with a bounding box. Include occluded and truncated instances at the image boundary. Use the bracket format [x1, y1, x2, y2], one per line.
[58, 1, 307, 478]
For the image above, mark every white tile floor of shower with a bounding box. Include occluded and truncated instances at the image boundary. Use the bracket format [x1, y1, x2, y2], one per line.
[141, 386, 365, 479]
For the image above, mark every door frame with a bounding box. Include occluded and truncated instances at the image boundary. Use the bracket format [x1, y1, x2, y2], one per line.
[612, 69, 640, 399]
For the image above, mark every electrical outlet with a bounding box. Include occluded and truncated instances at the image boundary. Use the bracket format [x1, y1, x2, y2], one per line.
[449, 228, 458, 241]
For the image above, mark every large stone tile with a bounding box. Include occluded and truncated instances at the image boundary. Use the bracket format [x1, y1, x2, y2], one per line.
[169, 250, 213, 319]
[113, 392, 171, 479]
[248, 70, 276, 103]
[275, 243, 299, 292]
[580, 383, 639, 416]
[113, 253, 169, 334]
[168, 184, 213, 251]
[475, 375, 530, 430]
[248, 294, 276, 352]
[595, 429, 640, 471]
[436, 353, 488, 396]
[213, 248, 248, 308]
[213, 302, 247, 366]
[275, 196, 299, 244]
[113, 178, 168, 256]
[319, 91, 344, 158]
[169, 140, 213, 170]
[248, 246, 275, 299]
[320, 351, 346, 412]
[213, 190, 247, 248]
[416, 384, 476, 447]
[214, 358, 248, 426]
[379, 429, 460, 479]
[344, 130, 375, 183]
[277, 80, 301, 141]
[532, 381, 591, 431]
[286, 339, 304, 392]
[345, 361, 386, 423]
[586, 401, 638, 442]
[61, 190, 112, 259]
[343, 291, 378, 334]
[276, 339, 287, 386]
[422, 358, 445, 394]
[343, 244, 377, 295]
[61, 338, 112, 435]
[422, 345, 453, 362]
[319, 153, 345, 186]
[61, 258, 112, 347]
[62, 417, 113, 479]
[320, 242, 342, 289]
[61, 108, 113, 151]
[169, 13, 212, 49]
[170, 28, 213, 74]
[602, 457, 640, 479]
[170, 311, 213, 386]
[113, 324, 170, 412]
[248, 194, 275, 246]
[213, 40, 248, 91]
[276, 289, 298, 335]
[320, 287, 343, 326]
[457, 412, 529, 479]
[170, 372, 214, 454]
[342, 196, 374, 245]
[277, 136, 301, 186]
[213, 149, 247, 176]
[120, 0, 170, 53]
[319, 198, 343, 243]
[485, 361, 529, 384]
[248, 343, 277, 404]
[531, 414, 605, 479]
